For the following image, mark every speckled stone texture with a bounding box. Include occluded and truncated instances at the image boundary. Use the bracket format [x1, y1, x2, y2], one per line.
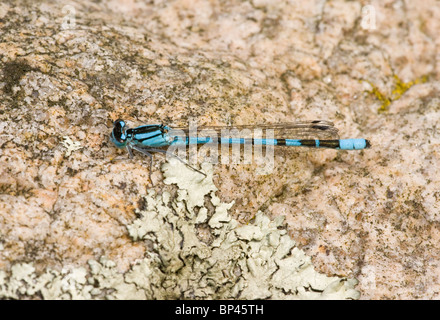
[1, 0, 439, 299]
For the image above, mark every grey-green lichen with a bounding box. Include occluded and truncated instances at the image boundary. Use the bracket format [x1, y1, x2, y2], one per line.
[0, 159, 359, 299]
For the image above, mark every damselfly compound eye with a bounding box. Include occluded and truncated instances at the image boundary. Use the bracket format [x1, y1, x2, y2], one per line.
[111, 119, 128, 148]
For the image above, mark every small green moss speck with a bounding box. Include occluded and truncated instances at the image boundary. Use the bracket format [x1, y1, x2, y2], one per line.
[364, 74, 428, 113]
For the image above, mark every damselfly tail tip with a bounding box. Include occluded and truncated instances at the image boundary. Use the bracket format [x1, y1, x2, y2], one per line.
[365, 139, 371, 149]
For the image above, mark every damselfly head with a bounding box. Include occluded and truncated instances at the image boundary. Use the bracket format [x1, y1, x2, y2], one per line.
[111, 119, 128, 148]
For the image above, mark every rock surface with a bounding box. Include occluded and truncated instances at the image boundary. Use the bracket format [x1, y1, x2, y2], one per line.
[1, 0, 439, 299]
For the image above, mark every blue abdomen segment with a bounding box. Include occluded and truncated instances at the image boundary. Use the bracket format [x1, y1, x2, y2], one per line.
[337, 139, 370, 150]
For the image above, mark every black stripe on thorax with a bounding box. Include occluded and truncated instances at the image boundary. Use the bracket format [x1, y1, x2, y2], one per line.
[132, 125, 163, 134]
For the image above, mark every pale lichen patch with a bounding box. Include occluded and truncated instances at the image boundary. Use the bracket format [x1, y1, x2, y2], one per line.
[0, 159, 359, 300]
[61, 136, 82, 157]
